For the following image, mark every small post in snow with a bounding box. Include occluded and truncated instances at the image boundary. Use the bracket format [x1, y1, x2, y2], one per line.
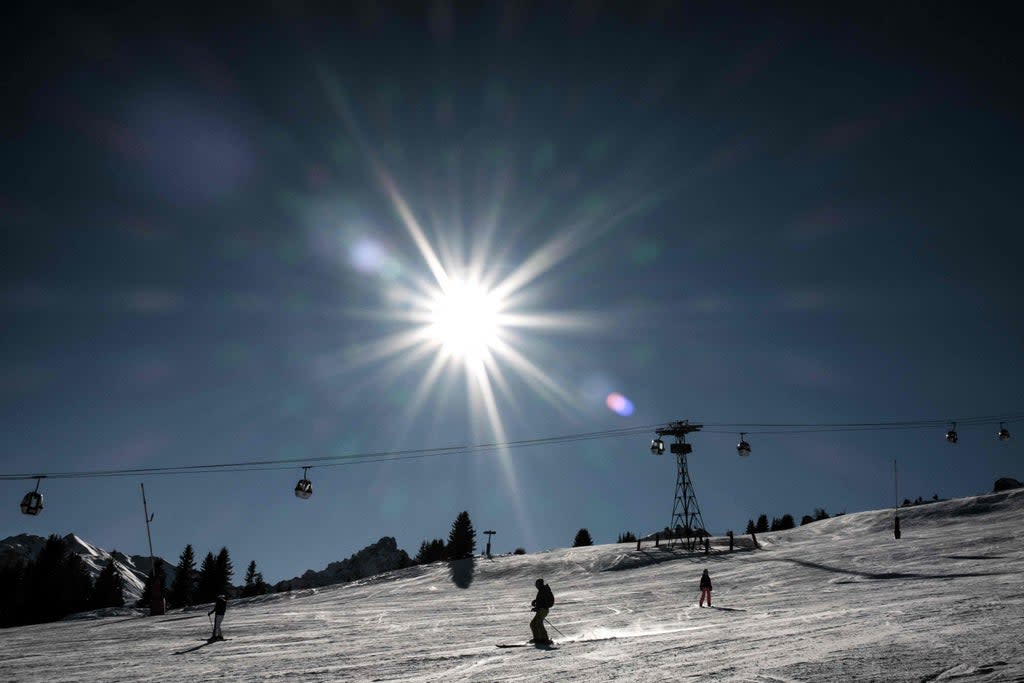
[893, 459, 901, 540]
[484, 530, 496, 559]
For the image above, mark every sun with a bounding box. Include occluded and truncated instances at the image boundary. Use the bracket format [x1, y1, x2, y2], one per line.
[426, 279, 504, 364]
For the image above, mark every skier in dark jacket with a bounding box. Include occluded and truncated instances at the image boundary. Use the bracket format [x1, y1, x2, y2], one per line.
[699, 569, 713, 607]
[529, 578, 555, 645]
[208, 594, 227, 640]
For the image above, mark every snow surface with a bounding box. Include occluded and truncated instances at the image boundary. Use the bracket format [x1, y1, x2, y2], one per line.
[2, 490, 1022, 682]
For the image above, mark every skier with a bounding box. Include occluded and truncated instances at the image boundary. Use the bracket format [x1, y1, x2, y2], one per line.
[208, 594, 227, 640]
[529, 578, 555, 645]
[699, 569, 713, 607]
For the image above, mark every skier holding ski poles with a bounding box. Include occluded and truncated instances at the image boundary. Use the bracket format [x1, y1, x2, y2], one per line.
[208, 594, 227, 641]
[529, 578, 555, 645]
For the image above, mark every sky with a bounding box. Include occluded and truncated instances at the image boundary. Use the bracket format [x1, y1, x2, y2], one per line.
[1, 489, 1022, 680]
[2, 2, 1022, 584]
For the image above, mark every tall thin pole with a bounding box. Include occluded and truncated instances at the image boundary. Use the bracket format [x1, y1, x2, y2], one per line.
[141, 483, 154, 562]
[893, 459, 898, 509]
[140, 483, 166, 615]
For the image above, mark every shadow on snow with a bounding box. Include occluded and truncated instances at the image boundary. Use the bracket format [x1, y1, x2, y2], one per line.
[448, 557, 475, 589]
[780, 558, 1005, 581]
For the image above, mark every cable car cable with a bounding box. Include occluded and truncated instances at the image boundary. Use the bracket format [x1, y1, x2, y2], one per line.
[1, 413, 1019, 482]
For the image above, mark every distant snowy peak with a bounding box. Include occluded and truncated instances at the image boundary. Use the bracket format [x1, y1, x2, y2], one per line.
[65, 533, 104, 558]
[0, 532, 172, 603]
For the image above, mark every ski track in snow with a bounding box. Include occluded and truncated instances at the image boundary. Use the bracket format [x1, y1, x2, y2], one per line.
[2, 490, 1024, 681]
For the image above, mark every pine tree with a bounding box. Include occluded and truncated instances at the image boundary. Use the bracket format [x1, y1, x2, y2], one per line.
[745, 519, 756, 534]
[415, 539, 447, 564]
[196, 551, 217, 603]
[91, 558, 125, 609]
[214, 547, 234, 596]
[755, 514, 769, 533]
[446, 511, 476, 560]
[61, 553, 93, 617]
[431, 539, 446, 562]
[22, 535, 93, 624]
[31, 536, 70, 622]
[242, 560, 267, 597]
[800, 514, 815, 526]
[0, 560, 25, 627]
[243, 560, 257, 594]
[168, 544, 197, 608]
[617, 531, 637, 543]
[415, 541, 430, 563]
[573, 528, 594, 547]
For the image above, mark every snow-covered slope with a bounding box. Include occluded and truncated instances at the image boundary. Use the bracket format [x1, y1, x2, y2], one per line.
[2, 489, 1022, 682]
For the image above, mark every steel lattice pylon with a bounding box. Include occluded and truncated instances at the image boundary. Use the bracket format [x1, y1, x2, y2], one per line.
[670, 440, 706, 551]
[654, 421, 706, 551]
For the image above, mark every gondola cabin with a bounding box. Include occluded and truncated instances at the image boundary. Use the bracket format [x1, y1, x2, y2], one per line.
[294, 478, 313, 499]
[20, 490, 43, 515]
[294, 467, 313, 499]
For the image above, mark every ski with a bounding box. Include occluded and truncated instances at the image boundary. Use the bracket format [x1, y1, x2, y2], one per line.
[496, 642, 557, 649]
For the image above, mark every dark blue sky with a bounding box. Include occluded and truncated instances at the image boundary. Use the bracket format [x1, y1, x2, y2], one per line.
[2, 2, 1021, 582]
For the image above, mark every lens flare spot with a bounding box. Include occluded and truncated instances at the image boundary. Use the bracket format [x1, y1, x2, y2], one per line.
[605, 392, 634, 416]
[350, 237, 401, 279]
[351, 237, 385, 271]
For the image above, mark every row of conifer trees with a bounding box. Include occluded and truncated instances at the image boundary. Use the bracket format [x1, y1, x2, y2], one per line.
[414, 510, 476, 563]
[161, 545, 270, 608]
[744, 508, 840, 534]
[0, 534, 124, 627]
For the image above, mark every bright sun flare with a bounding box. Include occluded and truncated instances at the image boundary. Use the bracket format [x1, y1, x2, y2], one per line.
[427, 280, 502, 363]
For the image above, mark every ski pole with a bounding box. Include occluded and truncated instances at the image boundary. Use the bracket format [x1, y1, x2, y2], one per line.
[544, 618, 565, 638]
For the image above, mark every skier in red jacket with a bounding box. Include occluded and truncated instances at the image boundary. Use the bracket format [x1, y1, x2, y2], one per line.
[699, 569, 712, 607]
